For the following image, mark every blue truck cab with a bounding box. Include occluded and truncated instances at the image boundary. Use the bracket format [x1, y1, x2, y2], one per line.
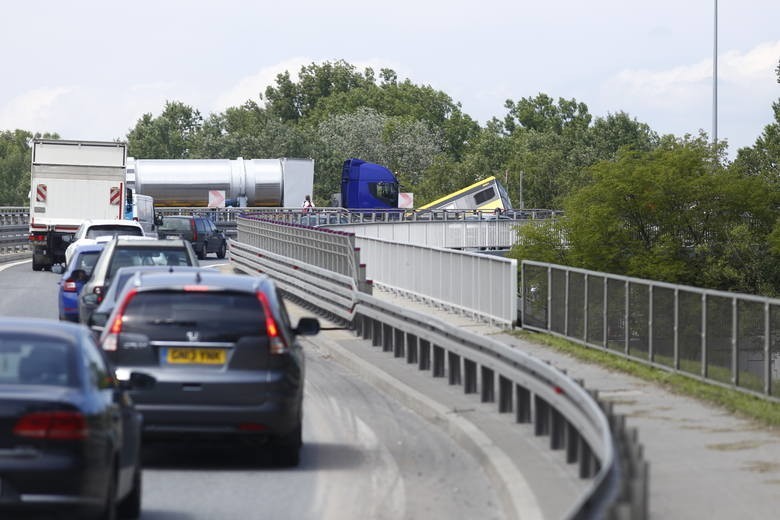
[340, 159, 399, 209]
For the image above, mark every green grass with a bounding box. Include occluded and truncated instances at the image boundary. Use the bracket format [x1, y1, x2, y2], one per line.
[509, 329, 780, 429]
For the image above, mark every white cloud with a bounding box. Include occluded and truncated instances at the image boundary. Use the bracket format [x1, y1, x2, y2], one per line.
[603, 40, 780, 111]
[212, 57, 312, 112]
[0, 86, 74, 133]
[212, 57, 412, 113]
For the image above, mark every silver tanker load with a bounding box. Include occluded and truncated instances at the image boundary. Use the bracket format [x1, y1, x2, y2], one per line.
[126, 157, 314, 207]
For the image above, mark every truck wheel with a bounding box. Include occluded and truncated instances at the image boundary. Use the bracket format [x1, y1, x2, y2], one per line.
[32, 258, 43, 271]
[217, 242, 226, 259]
[196, 244, 206, 260]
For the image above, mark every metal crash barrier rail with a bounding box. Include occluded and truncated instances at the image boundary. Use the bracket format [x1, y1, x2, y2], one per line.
[230, 215, 648, 520]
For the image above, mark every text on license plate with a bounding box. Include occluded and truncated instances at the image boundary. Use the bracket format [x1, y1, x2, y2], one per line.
[166, 348, 226, 365]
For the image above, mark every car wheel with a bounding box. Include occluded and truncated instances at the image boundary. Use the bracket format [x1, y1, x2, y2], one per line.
[272, 423, 302, 467]
[117, 468, 142, 519]
[196, 243, 206, 260]
[217, 241, 226, 259]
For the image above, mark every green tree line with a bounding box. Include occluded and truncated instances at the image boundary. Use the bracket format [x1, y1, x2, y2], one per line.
[1, 59, 779, 295]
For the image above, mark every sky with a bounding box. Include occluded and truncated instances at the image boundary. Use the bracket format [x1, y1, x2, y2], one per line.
[1, 0, 778, 159]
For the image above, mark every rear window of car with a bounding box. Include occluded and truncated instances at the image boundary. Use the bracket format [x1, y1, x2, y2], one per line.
[73, 250, 102, 275]
[120, 291, 265, 341]
[160, 218, 191, 231]
[108, 247, 194, 277]
[86, 225, 144, 239]
[0, 336, 75, 387]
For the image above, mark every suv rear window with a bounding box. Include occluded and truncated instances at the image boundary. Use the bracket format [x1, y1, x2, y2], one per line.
[108, 247, 194, 277]
[160, 218, 191, 231]
[121, 291, 264, 341]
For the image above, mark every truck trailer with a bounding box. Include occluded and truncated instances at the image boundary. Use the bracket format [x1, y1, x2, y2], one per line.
[127, 157, 314, 208]
[28, 139, 128, 271]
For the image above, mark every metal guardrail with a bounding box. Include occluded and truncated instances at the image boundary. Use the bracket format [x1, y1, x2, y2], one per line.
[522, 261, 780, 402]
[0, 207, 30, 259]
[228, 232, 648, 520]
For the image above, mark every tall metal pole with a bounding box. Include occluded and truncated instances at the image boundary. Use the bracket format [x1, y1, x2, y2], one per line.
[713, 0, 718, 145]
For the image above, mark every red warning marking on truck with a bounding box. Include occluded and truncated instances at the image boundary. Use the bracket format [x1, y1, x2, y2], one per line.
[110, 186, 121, 205]
[36, 184, 47, 202]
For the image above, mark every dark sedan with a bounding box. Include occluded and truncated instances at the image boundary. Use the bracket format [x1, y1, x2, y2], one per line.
[99, 271, 319, 466]
[0, 318, 149, 519]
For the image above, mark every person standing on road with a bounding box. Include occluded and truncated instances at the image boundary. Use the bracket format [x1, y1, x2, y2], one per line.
[302, 195, 315, 212]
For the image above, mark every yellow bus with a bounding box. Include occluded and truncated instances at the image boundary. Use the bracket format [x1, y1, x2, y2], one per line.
[418, 176, 511, 211]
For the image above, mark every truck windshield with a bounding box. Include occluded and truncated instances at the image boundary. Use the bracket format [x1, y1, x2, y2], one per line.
[368, 182, 399, 208]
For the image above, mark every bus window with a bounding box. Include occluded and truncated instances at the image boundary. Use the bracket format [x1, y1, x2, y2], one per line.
[474, 187, 496, 206]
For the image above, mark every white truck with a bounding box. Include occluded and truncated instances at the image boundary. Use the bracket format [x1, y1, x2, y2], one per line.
[28, 139, 128, 271]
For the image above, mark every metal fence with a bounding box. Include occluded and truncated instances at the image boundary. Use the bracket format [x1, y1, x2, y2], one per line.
[521, 260, 780, 401]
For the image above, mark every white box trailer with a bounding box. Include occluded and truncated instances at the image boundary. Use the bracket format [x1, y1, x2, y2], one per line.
[29, 139, 128, 270]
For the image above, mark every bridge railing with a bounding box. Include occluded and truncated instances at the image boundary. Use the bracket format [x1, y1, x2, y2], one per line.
[522, 261, 780, 402]
[0, 207, 30, 260]
[228, 222, 648, 520]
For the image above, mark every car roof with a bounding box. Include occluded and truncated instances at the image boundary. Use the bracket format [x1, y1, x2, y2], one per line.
[81, 219, 144, 227]
[71, 243, 106, 254]
[111, 238, 190, 248]
[0, 317, 86, 342]
[126, 271, 271, 294]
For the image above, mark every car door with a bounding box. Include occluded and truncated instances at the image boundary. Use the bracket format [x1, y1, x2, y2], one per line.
[82, 338, 140, 493]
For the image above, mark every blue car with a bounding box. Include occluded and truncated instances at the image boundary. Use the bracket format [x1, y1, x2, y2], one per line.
[58, 243, 105, 321]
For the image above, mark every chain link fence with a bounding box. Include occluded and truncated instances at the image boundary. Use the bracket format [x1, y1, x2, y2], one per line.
[522, 261, 780, 401]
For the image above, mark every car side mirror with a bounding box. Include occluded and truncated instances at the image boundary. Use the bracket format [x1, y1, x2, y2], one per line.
[91, 311, 108, 328]
[294, 317, 320, 336]
[115, 369, 156, 390]
[82, 293, 99, 305]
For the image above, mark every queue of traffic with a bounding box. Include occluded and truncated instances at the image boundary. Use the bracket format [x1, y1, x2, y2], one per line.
[1, 216, 320, 518]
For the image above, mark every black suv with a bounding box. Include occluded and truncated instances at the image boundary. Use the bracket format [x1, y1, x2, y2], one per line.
[157, 215, 227, 260]
[98, 270, 320, 466]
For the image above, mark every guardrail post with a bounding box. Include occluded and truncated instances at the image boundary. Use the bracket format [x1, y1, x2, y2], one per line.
[382, 323, 393, 352]
[448, 352, 461, 385]
[371, 320, 382, 347]
[418, 339, 431, 371]
[498, 376, 513, 413]
[550, 408, 565, 450]
[432, 345, 445, 377]
[534, 395, 549, 436]
[481, 366, 495, 403]
[464, 359, 477, 394]
[406, 333, 418, 364]
[566, 422, 580, 463]
[394, 329, 405, 358]
[516, 386, 532, 423]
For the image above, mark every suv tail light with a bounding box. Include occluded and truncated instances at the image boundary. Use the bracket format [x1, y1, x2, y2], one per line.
[103, 288, 138, 352]
[14, 411, 88, 440]
[257, 292, 288, 354]
[190, 219, 198, 242]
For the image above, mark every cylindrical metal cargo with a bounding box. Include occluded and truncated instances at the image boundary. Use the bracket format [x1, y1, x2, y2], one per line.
[131, 158, 285, 207]
[245, 159, 284, 207]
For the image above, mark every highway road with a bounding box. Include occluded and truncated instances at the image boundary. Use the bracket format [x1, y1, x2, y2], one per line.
[0, 259, 508, 520]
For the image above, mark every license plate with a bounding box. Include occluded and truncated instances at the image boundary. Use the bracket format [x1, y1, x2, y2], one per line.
[165, 348, 226, 365]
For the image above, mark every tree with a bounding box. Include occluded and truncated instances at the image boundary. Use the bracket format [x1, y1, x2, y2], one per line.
[264, 60, 372, 123]
[0, 130, 34, 205]
[195, 101, 313, 160]
[127, 101, 203, 159]
[0, 130, 59, 206]
[313, 107, 443, 202]
[511, 136, 780, 295]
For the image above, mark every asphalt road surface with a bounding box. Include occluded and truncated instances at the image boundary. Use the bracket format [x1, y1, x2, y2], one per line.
[1, 259, 506, 520]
